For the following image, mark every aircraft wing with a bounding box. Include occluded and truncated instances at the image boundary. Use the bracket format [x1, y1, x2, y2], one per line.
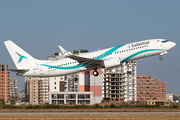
[8, 69, 29, 72]
[66, 55, 103, 68]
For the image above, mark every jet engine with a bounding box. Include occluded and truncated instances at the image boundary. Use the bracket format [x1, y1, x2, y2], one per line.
[102, 57, 121, 68]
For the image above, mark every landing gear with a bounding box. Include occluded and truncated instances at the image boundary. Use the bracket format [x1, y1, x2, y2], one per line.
[93, 69, 99, 76]
[159, 56, 163, 61]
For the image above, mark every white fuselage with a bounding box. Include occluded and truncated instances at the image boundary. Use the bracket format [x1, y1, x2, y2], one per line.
[17, 39, 176, 77]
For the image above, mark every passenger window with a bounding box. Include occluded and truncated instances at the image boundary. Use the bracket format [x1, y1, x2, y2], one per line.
[162, 40, 168, 43]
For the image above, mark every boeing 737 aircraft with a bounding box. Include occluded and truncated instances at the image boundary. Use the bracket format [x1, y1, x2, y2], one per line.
[4, 39, 176, 77]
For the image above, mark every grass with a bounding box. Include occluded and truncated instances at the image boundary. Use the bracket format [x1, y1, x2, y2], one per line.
[0, 114, 180, 120]
[0, 108, 180, 112]
[0, 104, 180, 112]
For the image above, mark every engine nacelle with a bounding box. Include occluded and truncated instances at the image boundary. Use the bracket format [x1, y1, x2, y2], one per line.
[102, 57, 121, 68]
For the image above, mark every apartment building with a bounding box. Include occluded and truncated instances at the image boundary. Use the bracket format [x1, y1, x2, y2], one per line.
[48, 50, 95, 104]
[48, 51, 137, 104]
[102, 61, 137, 102]
[10, 78, 18, 98]
[166, 94, 173, 102]
[0, 64, 10, 104]
[137, 75, 166, 101]
[25, 77, 49, 104]
[90, 69, 103, 103]
[49, 71, 95, 104]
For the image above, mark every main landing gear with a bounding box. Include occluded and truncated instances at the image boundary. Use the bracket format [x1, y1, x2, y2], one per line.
[93, 69, 99, 76]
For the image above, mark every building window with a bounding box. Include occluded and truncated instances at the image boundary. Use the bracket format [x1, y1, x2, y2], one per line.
[54, 87, 56, 89]
[54, 82, 56, 85]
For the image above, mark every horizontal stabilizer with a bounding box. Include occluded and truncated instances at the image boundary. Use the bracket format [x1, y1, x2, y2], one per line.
[9, 69, 29, 72]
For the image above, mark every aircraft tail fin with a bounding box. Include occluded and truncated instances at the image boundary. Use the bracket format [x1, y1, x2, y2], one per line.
[4, 40, 48, 69]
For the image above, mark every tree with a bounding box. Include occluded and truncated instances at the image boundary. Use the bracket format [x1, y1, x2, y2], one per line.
[0, 98, 5, 105]
[152, 98, 157, 100]
[10, 97, 17, 105]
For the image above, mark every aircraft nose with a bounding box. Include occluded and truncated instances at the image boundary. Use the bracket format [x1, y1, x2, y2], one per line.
[172, 42, 176, 48]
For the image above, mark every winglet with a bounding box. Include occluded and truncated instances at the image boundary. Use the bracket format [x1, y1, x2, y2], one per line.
[58, 45, 72, 56]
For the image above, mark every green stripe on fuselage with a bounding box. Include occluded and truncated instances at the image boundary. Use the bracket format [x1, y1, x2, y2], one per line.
[121, 49, 165, 63]
[41, 64, 83, 70]
[95, 45, 124, 60]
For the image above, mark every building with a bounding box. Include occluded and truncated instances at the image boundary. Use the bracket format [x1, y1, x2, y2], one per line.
[25, 77, 38, 103]
[137, 75, 166, 101]
[48, 50, 97, 104]
[90, 69, 103, 103]
[166, 94, 173, 102]
[47, 51, 138, 104]
[25, 77, 49, 104]
[49, 92, 93, 104]
[49, 76, 68, 92]
[102, 61, 137, 102]
[48, 73, 94, 104]
[9, 78, 18, 98]
[18, 87, 26, 103]
[0, 64, 10, 104]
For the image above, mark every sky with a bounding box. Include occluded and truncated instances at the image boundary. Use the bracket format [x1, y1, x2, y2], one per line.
[0, 0, 180, 93]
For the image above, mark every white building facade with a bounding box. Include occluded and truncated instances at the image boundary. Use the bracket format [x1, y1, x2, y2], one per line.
[102, 61, 137, 102]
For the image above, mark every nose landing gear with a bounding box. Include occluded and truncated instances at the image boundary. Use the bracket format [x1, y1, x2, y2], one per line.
[159, 56, 163, 61]
[159, 51, 167, 61]
[159, 57, 163, 61]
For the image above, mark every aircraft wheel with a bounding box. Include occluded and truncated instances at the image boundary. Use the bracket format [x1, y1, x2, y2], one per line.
[159, 57, 163, 61]
[93, 70, 99, 76]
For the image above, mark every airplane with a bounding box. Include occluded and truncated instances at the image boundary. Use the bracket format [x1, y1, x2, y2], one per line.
[4, 39, 176, 77]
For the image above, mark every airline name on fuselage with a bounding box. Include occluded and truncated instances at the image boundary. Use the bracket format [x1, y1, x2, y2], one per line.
[131, 41, 150, 47]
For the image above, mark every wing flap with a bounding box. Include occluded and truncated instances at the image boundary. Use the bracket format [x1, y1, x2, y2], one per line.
[9, 69, 29, 72]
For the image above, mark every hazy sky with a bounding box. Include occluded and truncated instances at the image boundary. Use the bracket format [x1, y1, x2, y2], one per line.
[0, 0, 179, 93]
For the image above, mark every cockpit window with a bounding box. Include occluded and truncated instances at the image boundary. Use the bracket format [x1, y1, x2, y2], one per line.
[162, 40, 168, 43]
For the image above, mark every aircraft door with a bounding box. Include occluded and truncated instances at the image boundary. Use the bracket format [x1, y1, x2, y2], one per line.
[154, 40, 158, 48]
[39, 67, 44, 75]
